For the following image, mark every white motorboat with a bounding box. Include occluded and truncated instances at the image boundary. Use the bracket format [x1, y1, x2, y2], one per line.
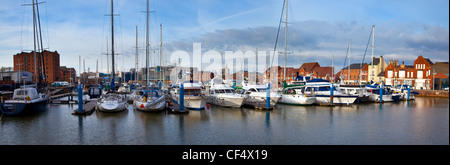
[241, 84, 281, 109]
[97, 93, 128, 112]
[392, 85, 416, 100]
[278, 85, 316, 105]
[304, 79, 358, 105]
[338, 85, 372, 103]
[365, 84, 394, 102]
[170, 81, 207, 110]
[206, 78, 245, 108]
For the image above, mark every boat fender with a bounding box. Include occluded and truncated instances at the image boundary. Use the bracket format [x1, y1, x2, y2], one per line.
[140, 104, 145, 109]
[27, 96, 31, 101]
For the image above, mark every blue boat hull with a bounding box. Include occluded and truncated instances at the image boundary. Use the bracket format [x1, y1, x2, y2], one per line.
[0, 100, 49, 116]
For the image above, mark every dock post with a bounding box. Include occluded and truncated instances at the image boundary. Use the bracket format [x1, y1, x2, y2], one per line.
[407, 85, 410, 100]
[379, 84, 383, 102]
[266, 83, 271, 109]
[78, 84, 83, 113]
[179, 83, 184, 111]
[330, 83, 334, 105]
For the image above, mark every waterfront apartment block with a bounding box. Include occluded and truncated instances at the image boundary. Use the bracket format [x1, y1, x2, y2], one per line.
[13, 50, 60, 85]
[384, 55, 449, 90]
[340, 63, 369, 84]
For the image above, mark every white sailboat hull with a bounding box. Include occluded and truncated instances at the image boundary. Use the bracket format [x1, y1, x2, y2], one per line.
[134, 95, 166, 112]
[97, 101, 128, 112]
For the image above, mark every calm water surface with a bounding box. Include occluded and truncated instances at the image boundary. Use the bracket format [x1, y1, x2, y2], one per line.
[0, 97, 448, 145]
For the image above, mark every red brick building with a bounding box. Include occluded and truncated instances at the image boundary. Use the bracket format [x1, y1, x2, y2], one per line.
[339, 63, 369, 84]
[13, 50, 60, 85]
[59, 66, 76, 85]
[384, 55, 434, 89]
[298, 62, 320, 76]
[265, 62, 334, 85]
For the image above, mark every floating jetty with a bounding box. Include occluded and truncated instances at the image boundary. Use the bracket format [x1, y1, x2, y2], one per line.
[166, 98, 189, 114]
[72, 99, 97, 115]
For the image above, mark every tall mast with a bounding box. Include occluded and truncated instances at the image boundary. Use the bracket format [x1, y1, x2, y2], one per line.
[110, 0, 116, 90]
[283, 0, 287, 82]
[371, 25, 375, 83]
[135, 26, 138, 82]
[32, 0, 38, 88]
[35, 0, 46, 86]
[146, 0, 149, 90]
[160, 24, 163, 84]
[348, 40, 351, 84]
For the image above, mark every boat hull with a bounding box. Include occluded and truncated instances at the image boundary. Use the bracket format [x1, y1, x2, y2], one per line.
[244, 96, 280, 109]
[314, 95, 358, 105]
[0, 99, 49, 116]
[368, 94, 394, 102]
[184, 96, 207, 110]
[134, 95, 166, 112]
[97, 102, 128, 112]
[208, 96, 245, 108]
[278, 94, 316, 105]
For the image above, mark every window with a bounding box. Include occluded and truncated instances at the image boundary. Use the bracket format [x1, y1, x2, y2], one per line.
[417, 70, 423, 79]
[388, 70, 393, 78]
[398, 70, 404, 78]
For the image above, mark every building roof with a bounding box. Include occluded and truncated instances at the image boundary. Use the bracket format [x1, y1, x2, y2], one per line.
[377, 71, 385, 77]
[432, 62, 449, 74]
[342, 63, 368, 70]
[314, 66, 333, 77]
[300, 62, 320, 73]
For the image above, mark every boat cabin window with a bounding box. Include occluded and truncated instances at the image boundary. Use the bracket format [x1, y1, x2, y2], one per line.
[318, 86, 330, 91]
[184, 89, 201, 95]
[257, 88, 267, 93]
[225, 89, 235, 93]
[249, 88, 257, 92]
[16, 90, 28, 96]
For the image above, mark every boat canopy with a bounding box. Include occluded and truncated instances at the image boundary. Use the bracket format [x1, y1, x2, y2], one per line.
[306, 79, 330, 83]
[12, 88, 39, 100]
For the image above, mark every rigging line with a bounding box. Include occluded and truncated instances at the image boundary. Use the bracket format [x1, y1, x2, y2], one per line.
[269, 0, 286, 78]
[20, 1, 26, 51]
[44, 1, 50, 49]
[357, 27, 373, 84]
[343, 40, 350, 70]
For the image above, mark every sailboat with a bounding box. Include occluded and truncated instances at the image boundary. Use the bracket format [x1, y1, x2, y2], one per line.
[0, 0, 50, 116]
[133, 0, 167, 112]
[96, 0, 128, 113]
[276, 0, 316, 105]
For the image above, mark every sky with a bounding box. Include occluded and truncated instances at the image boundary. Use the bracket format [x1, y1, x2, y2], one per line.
[0, 0, 448, 74]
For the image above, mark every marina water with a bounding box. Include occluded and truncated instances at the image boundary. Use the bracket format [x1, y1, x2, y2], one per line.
[0, 97, 448, 145]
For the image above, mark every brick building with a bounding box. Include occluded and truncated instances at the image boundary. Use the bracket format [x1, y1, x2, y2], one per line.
[340, 63, 369, 84]
[13, 50, 60, 85]
[384, 55, 434, 89]
[59, 66, 76, 85]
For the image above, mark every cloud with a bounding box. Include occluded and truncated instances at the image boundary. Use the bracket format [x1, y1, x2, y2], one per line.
[164, 20, 449, 72]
